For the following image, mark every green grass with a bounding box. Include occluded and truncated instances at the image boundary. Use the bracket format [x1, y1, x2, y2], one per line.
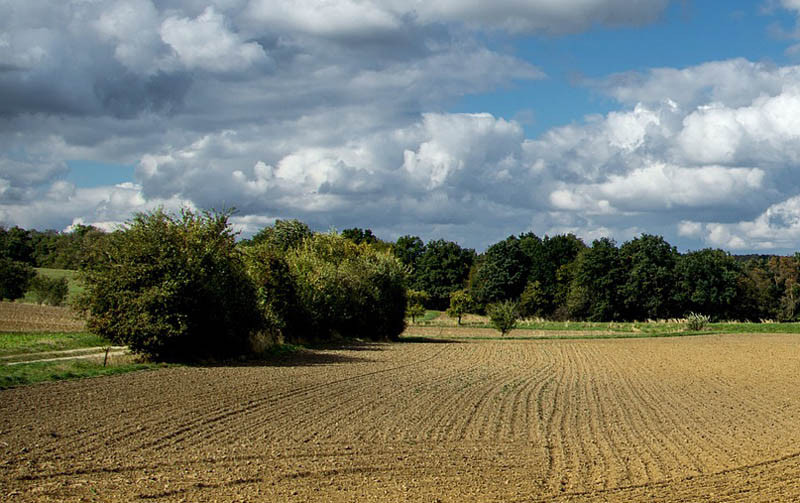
[0, 332, 110, 357]
[0, 360, 171, 389]
[22, 268, 84, 305]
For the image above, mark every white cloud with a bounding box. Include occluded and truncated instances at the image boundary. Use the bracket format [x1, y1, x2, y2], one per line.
[160, 7, 267, 72]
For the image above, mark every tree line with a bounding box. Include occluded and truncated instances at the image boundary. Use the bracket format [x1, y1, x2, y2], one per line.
[4, 215, 800, 361]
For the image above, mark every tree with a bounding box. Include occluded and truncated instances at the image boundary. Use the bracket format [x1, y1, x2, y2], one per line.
[414, 239, 475, 309]
[342, 227, 378, 245]
[77, 208, 261, 361]
[526, 233, 585, 317]
[619, 234, 678, 320]
[0, 226, 34, 264]
[244, 219, 312, 251]
[0, 257, 35, 301]
[287, 232, 408, 341]
[674, 249, 742, 321]
[487, 300, 518, 336]
[569, 238, 625, 321]
[446, 289, 473, 325]
[406, 290, 429, 324]
[471, 236, 529, 306]
[28, 274, 69, 306]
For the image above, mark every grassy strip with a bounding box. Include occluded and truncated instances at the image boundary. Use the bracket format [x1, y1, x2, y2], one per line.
[418, 317, 800, 335]
[0, 332, 110, 356]
[0, 359, 171, 389]
[401, 330, 710, 342]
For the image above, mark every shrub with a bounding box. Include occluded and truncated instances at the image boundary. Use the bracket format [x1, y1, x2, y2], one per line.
[685, 312, 710, 331]
[286, 232, 407, 341]
[76, 208, 261, 361]
[487, 300, 519, 336]
[28, 275, 69, 306]
[0, 258, 35, 301]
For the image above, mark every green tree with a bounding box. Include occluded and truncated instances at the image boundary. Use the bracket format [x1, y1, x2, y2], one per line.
[0, 226, 34, 264]
[569, 238, 625, 321]
[77, 208, 261, 361]
[406, 289, 429, 324]
[342, 227, 378, 245]
[414, 239, 475, 309]
[525, 233, 585, 317]
[287, 232, 408, 341]
[487, 300, 518, 336]
[471, 236, 529, 306]
[674, 249, 742, 321]
[619, 234, 679, 320]
[28, 274, 69, 306]
[244, 219, 312, 251]
[0, 257, 35, 301]
[446, 289, 473, 325]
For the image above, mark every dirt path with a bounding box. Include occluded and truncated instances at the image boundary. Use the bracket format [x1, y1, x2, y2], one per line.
[1, 333, 800, 501]
[1, 346, 130, 365]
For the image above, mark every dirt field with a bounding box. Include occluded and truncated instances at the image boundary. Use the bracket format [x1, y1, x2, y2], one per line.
[0, 303, 85, 333]
[2, 333, 800, 502]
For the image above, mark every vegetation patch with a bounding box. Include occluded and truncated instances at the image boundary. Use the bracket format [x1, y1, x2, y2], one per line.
[0, 331, 110, 356]
[0, 358, 170, 389]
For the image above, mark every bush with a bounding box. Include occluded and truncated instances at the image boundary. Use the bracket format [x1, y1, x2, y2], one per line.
[28, 275, 69, 306]
[286, 232, 407, 341]
[0, 258, 35, 301]
[685, 312, 710, 331]
[76, 208, 261, 361]
[487, 300, 519, 336]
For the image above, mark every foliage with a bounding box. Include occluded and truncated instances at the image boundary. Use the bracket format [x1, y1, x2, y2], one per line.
[487, 300, 519, 336]
[674, 249, 742, 321]
[286, 232, 408, 341]
[414, 239, 475, 309]
[243, 219, 312, 251]
[525, 233, 586, 317]
[393, 235, 425, 272]
[518, 280, 547, 317]
[406, 290, 429, 323]
[446, 289, 473, 325]
[471, 236, 529, 306]
[619, 234, 679, 320]
[568, 238, 625, 321]
[341, 227, 378, 245]
[28, 274, 69, 306]
[242, 243, 302, 341]
[0, 257, 36, 301]
[76, 208, 261, 361]
[685, 312, 710, 331]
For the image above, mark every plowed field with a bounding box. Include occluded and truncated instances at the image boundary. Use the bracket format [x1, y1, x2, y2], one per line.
[2, 333, 800, 502]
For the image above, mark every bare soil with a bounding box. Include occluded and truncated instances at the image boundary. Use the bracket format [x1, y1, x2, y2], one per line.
[0, 303, 85, 333]
[2, 333, 800, 502]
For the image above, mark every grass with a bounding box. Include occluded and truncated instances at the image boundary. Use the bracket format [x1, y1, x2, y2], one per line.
[22, 268, 84, 305]
[0, 332, 110, 357]
[0, 359, 171, 389]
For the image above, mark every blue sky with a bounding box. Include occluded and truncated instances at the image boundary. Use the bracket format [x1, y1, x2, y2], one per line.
[6, 1, 800, 253]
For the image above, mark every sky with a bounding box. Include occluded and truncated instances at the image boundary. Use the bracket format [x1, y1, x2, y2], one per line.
[5, 1, 800, 253]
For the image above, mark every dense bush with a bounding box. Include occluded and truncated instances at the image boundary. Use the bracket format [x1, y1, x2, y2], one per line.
[28, 274, 69, 306]
[77, 209, 261, 361]
[0, 257, 35, 301]
[487, 300, 519, 336]
[286, 232, 407, 341]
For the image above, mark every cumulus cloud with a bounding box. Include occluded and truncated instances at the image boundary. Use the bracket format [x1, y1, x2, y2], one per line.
[5, 1, 800, 252]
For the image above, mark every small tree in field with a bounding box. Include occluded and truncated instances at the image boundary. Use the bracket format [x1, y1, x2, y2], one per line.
[487, 300, 519, 336]
[406, 290, 429, 324]
[28, 274, 69, 306]
[446, 289, 473, 325]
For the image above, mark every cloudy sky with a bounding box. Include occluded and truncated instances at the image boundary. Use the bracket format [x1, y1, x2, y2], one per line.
[5, 1, 800, 252]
